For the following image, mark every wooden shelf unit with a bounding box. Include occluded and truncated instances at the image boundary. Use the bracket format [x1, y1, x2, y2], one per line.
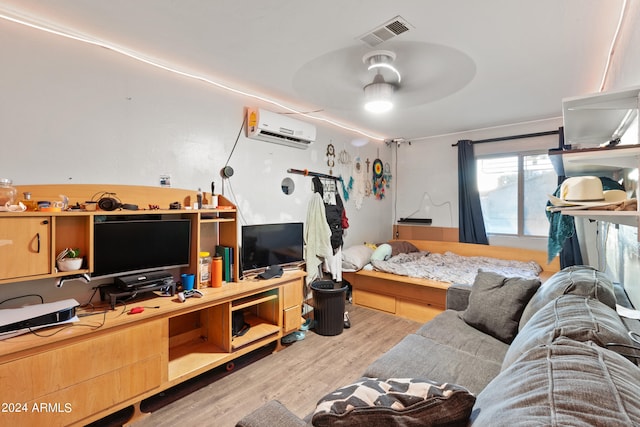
[0, 271, 306, 426]
[0, 184, 306, 425]
[0, 184, 239, 285]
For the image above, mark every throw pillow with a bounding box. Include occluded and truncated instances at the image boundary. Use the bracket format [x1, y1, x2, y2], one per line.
[462, 270, 541, 344]
[518, 265, 616, 331]
[312, 377, 475, 427]
[502, 294, 634, 370]
[370, 243, 392, 261]
[342, 245, 374, 271]
[387, 240, 420, 256]
[471, 338, 640, 426]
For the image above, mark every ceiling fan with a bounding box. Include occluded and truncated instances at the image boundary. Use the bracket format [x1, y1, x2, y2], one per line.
[362, 50, 401, 114]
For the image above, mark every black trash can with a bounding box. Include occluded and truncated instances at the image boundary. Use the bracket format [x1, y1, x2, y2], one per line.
[311, 280, 348, 336]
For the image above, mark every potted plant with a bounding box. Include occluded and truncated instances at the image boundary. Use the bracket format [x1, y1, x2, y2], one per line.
[57, 247, 84, 271]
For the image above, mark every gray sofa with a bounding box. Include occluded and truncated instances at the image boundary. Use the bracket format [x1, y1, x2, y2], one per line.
[237, 266, 640, 426]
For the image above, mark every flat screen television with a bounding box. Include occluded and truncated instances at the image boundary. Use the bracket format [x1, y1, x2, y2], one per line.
[241, 222, 304, 273]
[92, 215, 191, 278]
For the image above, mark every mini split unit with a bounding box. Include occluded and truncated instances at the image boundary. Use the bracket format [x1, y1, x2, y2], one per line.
[246, 108, 316, 149]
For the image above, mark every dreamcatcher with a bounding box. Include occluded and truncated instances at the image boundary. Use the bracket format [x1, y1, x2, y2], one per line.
[383, 162, 392, 188]
[372, 156, 386, 199]
[326, 143, 336, 175]
[337, 146, 353, 201]
[353, 156, 366, 210]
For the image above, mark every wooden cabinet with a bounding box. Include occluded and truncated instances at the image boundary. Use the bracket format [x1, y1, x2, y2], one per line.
[0, 216, 51, 280]
[0, 184, 306, 425]
[0, 320, 164, 426]
[281, 276, 304, 334]
[345, 270, 447, 323]
[0, 272, 305, 426]
[0, 184, 239, 285]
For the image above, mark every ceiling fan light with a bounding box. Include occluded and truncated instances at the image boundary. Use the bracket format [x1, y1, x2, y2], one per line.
[363, 50, 401, 83]
[364, 80, 394, 113]
[367, 62, 402, 83]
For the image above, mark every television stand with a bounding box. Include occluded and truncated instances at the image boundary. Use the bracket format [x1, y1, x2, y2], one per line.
[100, 281, 176, 309]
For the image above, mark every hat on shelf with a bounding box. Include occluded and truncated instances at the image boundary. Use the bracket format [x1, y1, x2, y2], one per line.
[548, 176, 629, 208]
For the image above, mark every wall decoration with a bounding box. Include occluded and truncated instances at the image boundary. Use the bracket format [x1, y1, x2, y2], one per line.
[326, 143, 336, 174]
[364, 157, 372, 196]
[338, 148, 351, 165]
[372, 157, 386, 199]
[340, 176, 353, 201]
[383, 162, 392, 188]
[353, 156, 367, 210]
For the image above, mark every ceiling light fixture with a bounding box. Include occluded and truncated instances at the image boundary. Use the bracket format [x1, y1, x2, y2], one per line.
[363, 50, 401, 83]
[364, 73, 394, 113]
[362, 50, 401, 114]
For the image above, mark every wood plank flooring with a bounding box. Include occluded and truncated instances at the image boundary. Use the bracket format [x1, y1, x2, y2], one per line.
[131, 303, 420, 427]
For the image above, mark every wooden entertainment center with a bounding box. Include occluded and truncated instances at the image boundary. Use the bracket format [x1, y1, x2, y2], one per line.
[0, 184, 305, 426]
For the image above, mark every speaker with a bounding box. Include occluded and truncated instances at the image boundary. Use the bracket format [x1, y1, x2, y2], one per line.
[221, 166, 234, 178]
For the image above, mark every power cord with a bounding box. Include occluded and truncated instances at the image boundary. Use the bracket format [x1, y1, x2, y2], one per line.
[0, 294, 44, 307]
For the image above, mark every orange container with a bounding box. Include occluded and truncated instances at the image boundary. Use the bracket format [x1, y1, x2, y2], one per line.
[212, 256, 223, 288]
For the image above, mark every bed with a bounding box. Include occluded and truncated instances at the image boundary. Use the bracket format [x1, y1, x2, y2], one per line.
[342, 240, 560, 323]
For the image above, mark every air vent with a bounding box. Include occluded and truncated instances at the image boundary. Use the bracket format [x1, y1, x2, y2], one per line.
[359, 16, 412, 47]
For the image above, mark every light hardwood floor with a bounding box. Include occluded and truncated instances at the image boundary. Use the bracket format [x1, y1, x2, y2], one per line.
[130, 303, 420, 427]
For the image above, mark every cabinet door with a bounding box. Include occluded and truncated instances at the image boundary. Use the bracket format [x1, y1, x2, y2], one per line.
[282, 278, 304, 334]
[0, 217, 51, 279]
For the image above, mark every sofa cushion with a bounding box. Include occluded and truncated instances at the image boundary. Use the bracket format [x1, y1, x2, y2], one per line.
[363, 334, 502, 395]
[502, 295, 634, 370]
[416, 310, 509, 363]
[312, 377, 475, 427]
[471, 338, 640, 426]
[462, 270, 541, 344]
[519, 265, 616, 331]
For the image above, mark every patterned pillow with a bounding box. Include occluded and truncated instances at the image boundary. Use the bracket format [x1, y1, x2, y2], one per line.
[312, 377, 475, 427]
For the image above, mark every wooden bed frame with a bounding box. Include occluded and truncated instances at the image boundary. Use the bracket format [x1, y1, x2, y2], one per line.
[342, 240, 560, 323]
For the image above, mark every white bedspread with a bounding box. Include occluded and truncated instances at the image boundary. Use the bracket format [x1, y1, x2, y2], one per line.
[370, 251, 542, 285]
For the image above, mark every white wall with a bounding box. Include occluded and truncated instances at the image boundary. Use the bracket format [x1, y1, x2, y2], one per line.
[0, 19, 392, 305]
[394, 118, 563, 252]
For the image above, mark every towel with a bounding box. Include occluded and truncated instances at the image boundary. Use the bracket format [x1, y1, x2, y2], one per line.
[305, 192, 332, 284]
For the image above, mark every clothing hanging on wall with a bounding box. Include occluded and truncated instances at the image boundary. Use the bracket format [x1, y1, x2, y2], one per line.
[309, 176, 345, 282]
[324, 188, 345, 282]
[304, 188, 332, 285]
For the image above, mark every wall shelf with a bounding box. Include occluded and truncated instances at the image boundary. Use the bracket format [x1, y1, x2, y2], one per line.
[562, 86, 640, 147]
[549, 144, 640, 176]
[550, 87, 640, 237]
[553, 209, 640, 228]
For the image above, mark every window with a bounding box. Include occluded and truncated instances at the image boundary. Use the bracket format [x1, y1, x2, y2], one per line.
[477, 152, 556, 237]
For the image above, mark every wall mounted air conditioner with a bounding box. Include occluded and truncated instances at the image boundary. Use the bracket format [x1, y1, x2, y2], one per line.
[246, 108, 316, 149]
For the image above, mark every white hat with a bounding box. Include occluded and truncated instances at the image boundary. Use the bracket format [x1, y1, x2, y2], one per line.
[548, 176, 628, 207]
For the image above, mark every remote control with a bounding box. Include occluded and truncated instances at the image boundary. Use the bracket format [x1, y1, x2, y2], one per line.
[178, 289, 204, 302]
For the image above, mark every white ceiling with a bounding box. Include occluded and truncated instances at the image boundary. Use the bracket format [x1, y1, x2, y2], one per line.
[0, 0, 625, 141]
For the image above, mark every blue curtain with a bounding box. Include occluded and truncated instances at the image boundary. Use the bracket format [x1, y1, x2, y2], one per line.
[457, 140, 488, 244]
